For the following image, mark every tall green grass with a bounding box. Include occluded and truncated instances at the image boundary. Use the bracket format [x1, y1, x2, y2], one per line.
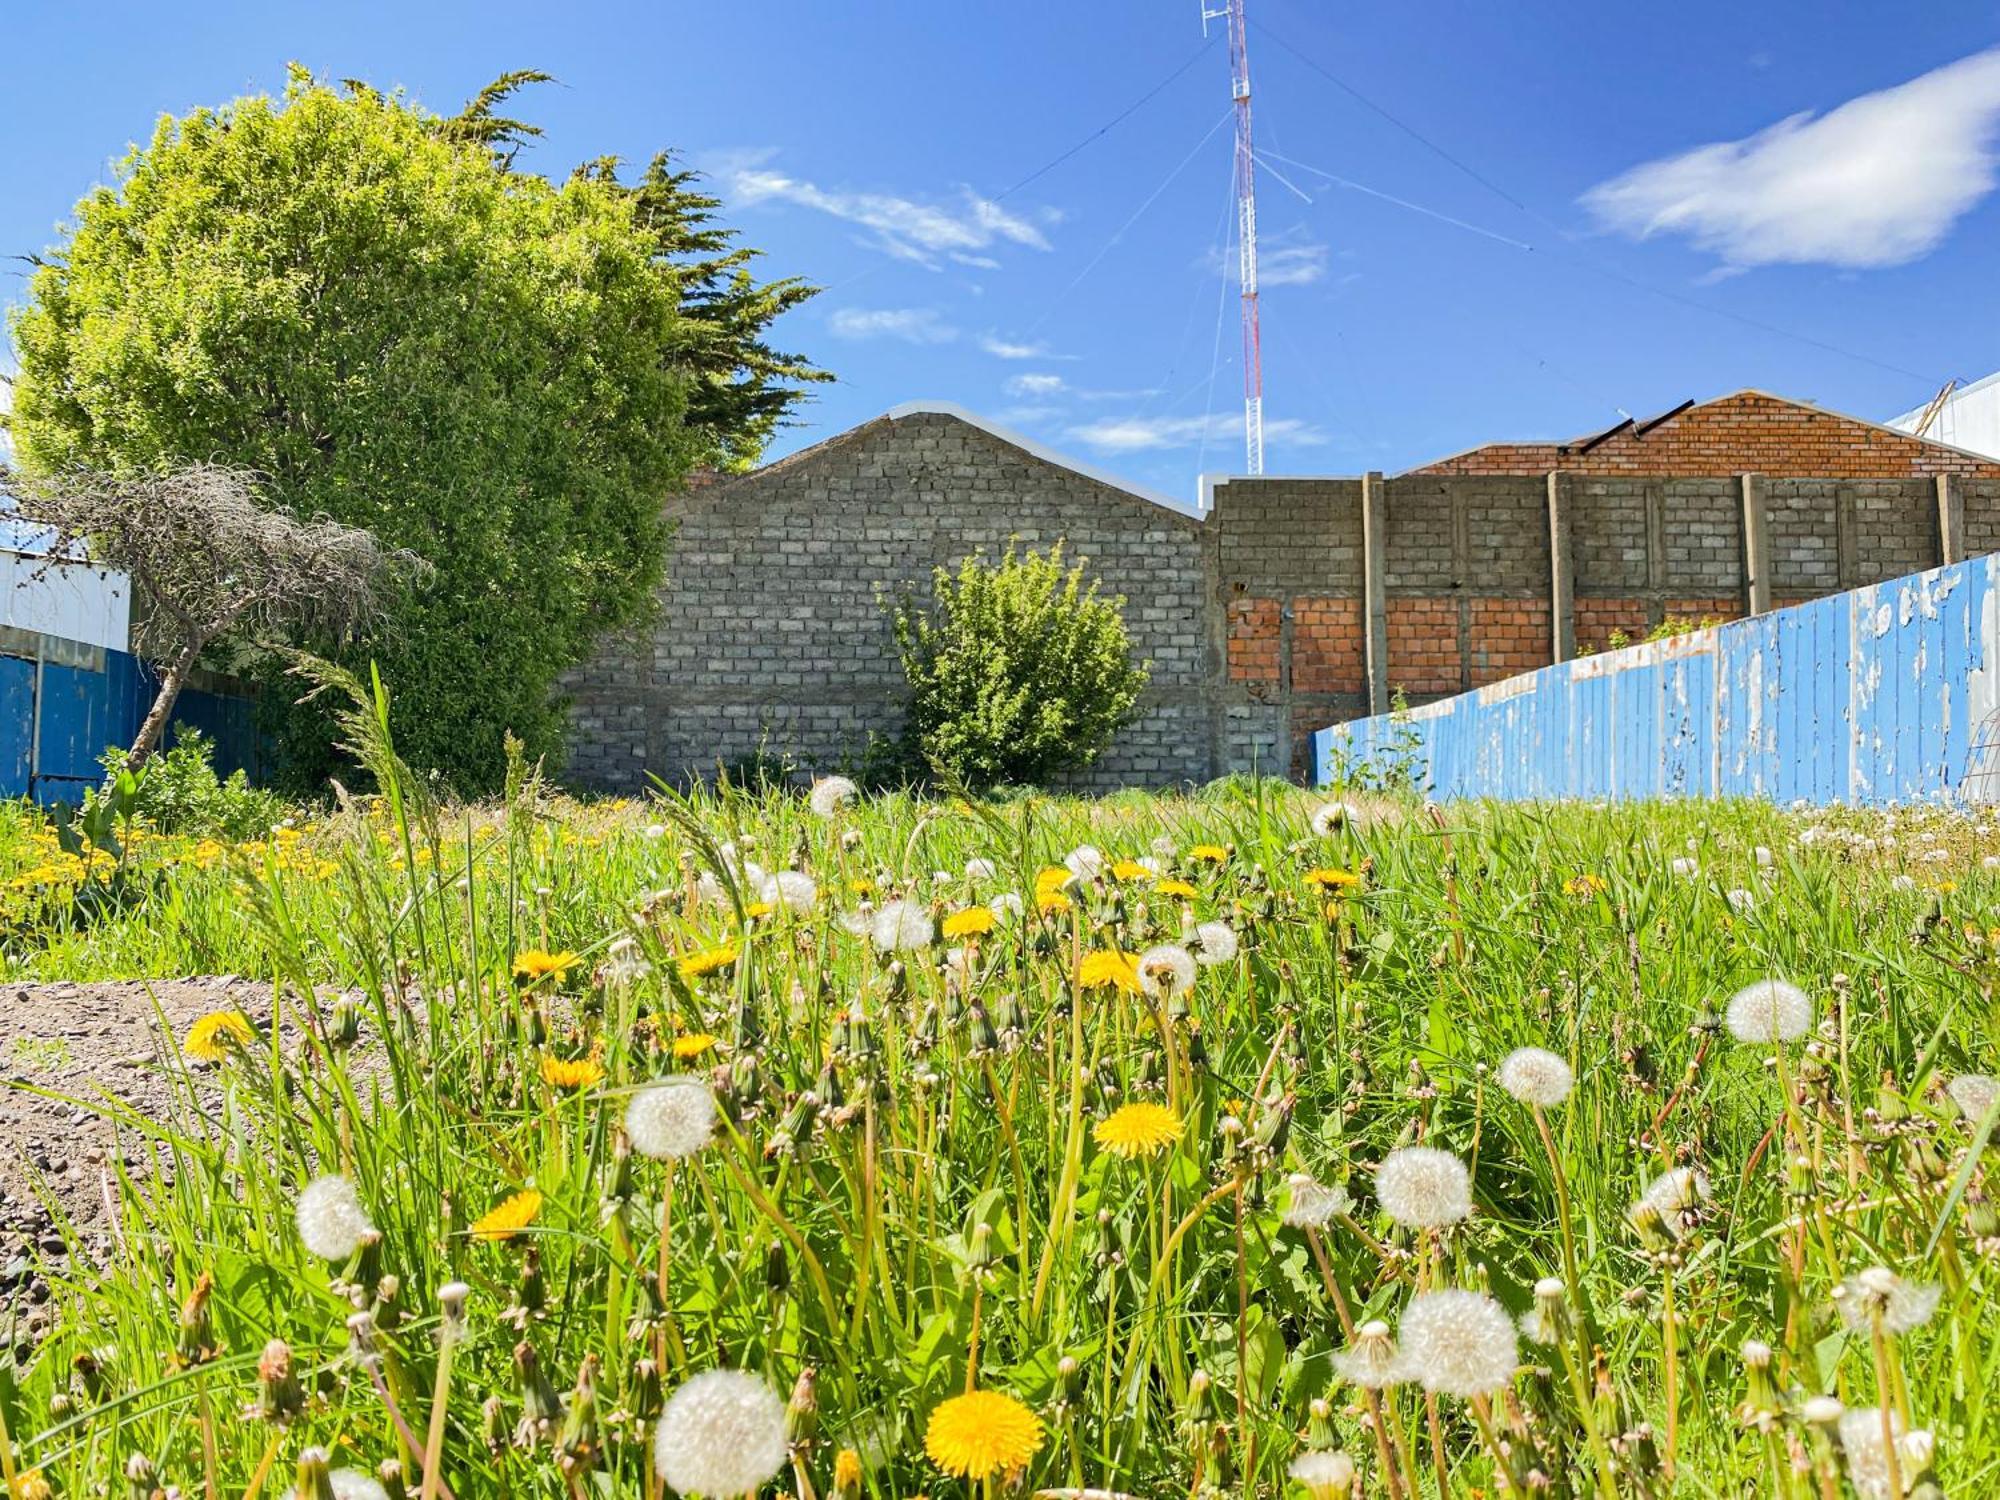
[2, 724, 1998, 1498]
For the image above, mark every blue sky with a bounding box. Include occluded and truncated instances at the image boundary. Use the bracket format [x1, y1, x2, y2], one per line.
[3, 2, 1998, 502]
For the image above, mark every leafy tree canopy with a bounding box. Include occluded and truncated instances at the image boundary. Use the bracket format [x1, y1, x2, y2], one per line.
[7, 66, 825, 790]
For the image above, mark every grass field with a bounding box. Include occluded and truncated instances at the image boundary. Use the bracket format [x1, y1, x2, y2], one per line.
[2, 721, 1999, 1499]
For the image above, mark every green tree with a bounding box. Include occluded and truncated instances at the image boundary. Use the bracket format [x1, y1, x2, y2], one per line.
[7, 67, 823, 790]
[889, 543, 1150, 788]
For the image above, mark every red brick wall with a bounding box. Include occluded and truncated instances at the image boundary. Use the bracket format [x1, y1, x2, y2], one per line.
[1467, 599, 1551, 686]
[1291, 597, 1364, 693]
[1413, 392, 2000, 480]
[1385, 599, 1462, 694]
[1227, 597, 1280, 684]
[1574, 598, 1650, 654]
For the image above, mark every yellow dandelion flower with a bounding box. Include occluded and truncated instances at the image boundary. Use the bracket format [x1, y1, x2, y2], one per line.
[9, 1470, 52, 1500]
[745, 900, 775, 919]
[1093, 1101, 1183, 1158]
[1187, 844, 1229, 864]
[672, 1031, 719, 1061]
[1033, 865, 1075, 895]
[1563, 873, 1607, 897]
[1156, 877, 1200, 899]
[184, 1010, 257, 1063]
[470, 1189, 543, 1243]
[849, 879, 874, 897]
[539, 1054, 605, 1090]
[1110, 859, 1154, 882]
[1075, 949, 1141, 994]
[677, 943, 740, 981]
[941, 906, 996, 940]
[1036, 890, 1073, 915]
[512, 949, 581, 986]
[833, 1448, 863, 1494]
[1303, 867, 1361, 891]
[924, 1389, 1045, 1480]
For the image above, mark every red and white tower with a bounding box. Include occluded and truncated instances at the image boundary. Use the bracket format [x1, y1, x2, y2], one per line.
[1203, 0, 1263, 473]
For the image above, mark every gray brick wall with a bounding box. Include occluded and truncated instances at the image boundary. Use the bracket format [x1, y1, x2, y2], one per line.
[563, 409, 1977, 794]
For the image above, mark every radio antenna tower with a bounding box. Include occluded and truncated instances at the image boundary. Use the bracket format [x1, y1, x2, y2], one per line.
[1201, 0, 1263, 473]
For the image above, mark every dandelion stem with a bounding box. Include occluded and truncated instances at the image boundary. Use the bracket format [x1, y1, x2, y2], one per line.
[419, 1325, 459, 1500]
[1468, 1393, 1520, 1497]
[1869, 1312, 1907, 1500]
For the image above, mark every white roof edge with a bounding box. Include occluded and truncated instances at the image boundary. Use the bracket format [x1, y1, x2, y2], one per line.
[884, 401, 1202, 518]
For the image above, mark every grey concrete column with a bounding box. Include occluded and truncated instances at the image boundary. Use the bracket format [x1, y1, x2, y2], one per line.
[1361, 470, 1390, 714]
[1937, 472, 1966, 567]
[1547, 471, 1575, 662]
[1740, 472, 1773, 616]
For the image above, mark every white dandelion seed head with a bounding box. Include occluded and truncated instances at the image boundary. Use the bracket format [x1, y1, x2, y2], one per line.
[808, 776, 859, 819]
[1398, 1289, 1519, 1398]
[963, 857, 997, 883]
[643, 823, 667, 840]
[1282, 1174, 1352, 1229]
[329, 1472, 389, 1500]
[759, 870, 818, 914]
[1496, 1047, 1575, 1107]
[1137, 943, 1197, 998]
[1725, 979, 1813, 1044]
[1836, 1408, 1907, 1500]
[989, 892, 1024, 922]
[1150, 834, 1176, 858]
[1801, 1395, 1844, 1426]
[1374, 1146, 1473, 1229]
[1310, 801, 1358, 838]
[1669, 856, 1699, 878]
[1064, 844, 1106, 881]
[1891, 873, 1916, 891]
[1984, 854, 2000, 870]
[931, 870, 955, 889]
[295, 1175, 376, 1263]
[1946, 1073, 1999, 1124]
[1193, 921, 1239, 966]
[602, 937, 653, 986]
[1288, 1448, 1357, 1499]
[836, 907, 873, 937]
[1754, 845, 1773, 867]
[1632, 1168, 1712, 1240]
[653, 1368, 789, 1497]
[1331, 1320, 1406, 1390]
[1726, 887, 1755, 912]
[1833, 1267, 1941, 1335]
[870, 899, 934, 952]
[627, 1080, 718, 1162]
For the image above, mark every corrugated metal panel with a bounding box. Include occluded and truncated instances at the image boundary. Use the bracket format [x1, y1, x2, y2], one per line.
[1314, 554, 2000, 806]
[0, 547, 131, 654]
[0, 641, 262, 803]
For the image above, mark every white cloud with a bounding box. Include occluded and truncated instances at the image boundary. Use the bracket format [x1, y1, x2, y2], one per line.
[1205, 231, 1329, 287]
[826, 307, 958, 344]
[980, 335, 1071, 360]
[716, 151, 1051, 270]
[1583, 48, 2000, 269]
[1067, 412, 1327, 454]
[1005, 372, 1066, 398]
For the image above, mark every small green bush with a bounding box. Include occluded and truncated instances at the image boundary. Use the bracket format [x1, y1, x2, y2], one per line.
[888, 542, 1148, 787]
[101, 728, 290, 839]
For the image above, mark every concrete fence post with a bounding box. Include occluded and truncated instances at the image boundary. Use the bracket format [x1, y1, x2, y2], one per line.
[1937, 473, 1966, 567]
[1361, 470, 1390, 714]
[1547, 470, 1575, 662]
[1740, 472, 1773, 616]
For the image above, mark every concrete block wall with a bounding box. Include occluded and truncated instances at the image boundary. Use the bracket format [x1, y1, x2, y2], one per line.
[563, 407, 2000, 795]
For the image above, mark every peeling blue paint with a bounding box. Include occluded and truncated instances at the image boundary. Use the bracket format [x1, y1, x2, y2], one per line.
[1315, 555, 2000, 806]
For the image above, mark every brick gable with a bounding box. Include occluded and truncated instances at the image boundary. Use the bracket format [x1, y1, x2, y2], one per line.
[1412, 391, 2000, 479]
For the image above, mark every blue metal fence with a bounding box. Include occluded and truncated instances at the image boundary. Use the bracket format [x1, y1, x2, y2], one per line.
[1314, 554, 2000, 806]
[0, 647, 262, 803]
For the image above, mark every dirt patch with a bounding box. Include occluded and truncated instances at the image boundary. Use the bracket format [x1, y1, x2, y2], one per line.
[1, 976, 317, 1351]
